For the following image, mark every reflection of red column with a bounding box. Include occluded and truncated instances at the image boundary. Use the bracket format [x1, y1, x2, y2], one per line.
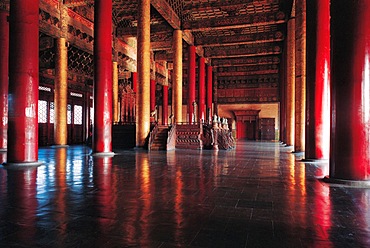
[329, 1, 370, 181]
[198, 57, 206, 122]
[162, 85, 168, 125]
[150, 79, 156, 122]
[188, 46, 196, 123]
[8, 1, 39, 163]
[0, 11, 8, 151]
[93, 156, 113, 222]
[206, 65, 213, 123]
[7, 169, 37, 242]
[132, 72, 137, 93]
[305, 0, 330, 160]
[93, 0, 113, 154]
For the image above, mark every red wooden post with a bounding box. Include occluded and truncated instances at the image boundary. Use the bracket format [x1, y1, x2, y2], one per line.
[7, 0, 39, 164]
[150, 79, 156, 122]
[329, 0, 370, 182]
[206, 65, 213, 123]
[93, 0, 113, 154]
[0, 11, 8, 151]
[198, 57, 206, 123]
[162, 85, 168, 125]
[305, 0, 330, 161]
[132, 72, 137, 93]
[188, 46, 196, 123]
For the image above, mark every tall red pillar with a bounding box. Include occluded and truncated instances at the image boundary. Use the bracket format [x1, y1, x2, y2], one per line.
[93, 0, 113, 155]
[150, 79, 156, 122]
[187, 46, 196, 123]
[328, 0, 370, 182]
[198, 57, 206, 123]
[206, 65, 213, 123]
[7, 0, 39, 164]
[280, 41, 287, 144]
[0, 11, 8, 151]
[162, 85, 168, 125]
[305, 0, 330, 161]
[132, 72, 137, 93]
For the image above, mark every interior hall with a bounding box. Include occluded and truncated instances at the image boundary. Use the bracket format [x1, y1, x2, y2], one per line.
[0, 0, 370, 247]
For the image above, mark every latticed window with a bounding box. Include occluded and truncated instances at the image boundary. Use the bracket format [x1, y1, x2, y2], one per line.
[74, 105, 83, 125]
[49, 102, 54, 124]
[67, 104, 72, 124]
[38, 100, 47, 123]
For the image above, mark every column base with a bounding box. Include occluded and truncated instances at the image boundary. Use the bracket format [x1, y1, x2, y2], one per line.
[323, 176, 370, 188]
[91, 152, 115, 157]
[51, 145, 69, 148]
[292, 151, 304, 154]
[301, 158, 329, 163]
[3, 161, 43, 169]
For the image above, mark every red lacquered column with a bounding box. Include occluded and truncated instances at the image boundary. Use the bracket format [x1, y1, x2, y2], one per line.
[7, 0, 39, 164]
[305, 0, 330, 161]
[162, 85, 168, 125]
[198, 57, 206, 123]
[132, 72, 137, 93]
[93, 0, 113, 155]
[206, 65, 213, 123]
[328, 0, 370, 182]
[0, 11, 8, 152]
[187, 46, 196, 123]
[280, 41, 287, 144]
[150, 79, 156, 122]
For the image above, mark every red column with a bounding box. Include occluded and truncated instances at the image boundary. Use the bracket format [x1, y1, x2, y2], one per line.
[132, 72, 137, 93]
[206, 65, 213, 123]
[329, 0, 370, 181]
[280, 44, 287, 144]
[198, 57, 206, 123]
[187, 46, 196, 123]
[93, 0, 113, 154]
[7, 0, 39, 164]
[305, 0, 330, 160]
[162, 85, 168, 125]
[0, 11, 8, 151]
[150, 79, 156, 121]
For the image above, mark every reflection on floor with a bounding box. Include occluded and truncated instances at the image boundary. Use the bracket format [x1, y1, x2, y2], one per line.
[0, 141, 370, 247]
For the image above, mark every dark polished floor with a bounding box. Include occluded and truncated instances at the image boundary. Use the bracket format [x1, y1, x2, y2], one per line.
[0, 141, 370, 247]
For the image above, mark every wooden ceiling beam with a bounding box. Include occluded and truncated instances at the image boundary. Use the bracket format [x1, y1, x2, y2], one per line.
[117, 25, 171, 37]
[217, 74, 279, 81]
[183, 12, 285, 31]
[63, 0, 92, 7]
[213, 56, 280, 67]
[205, 45, 281, 58]
[151, 41, 172, 51]
[151, 0, 181, 30]
[217, 69, 278, 77]
[196, 31, 284, 47]
[183, 0, 280, 12]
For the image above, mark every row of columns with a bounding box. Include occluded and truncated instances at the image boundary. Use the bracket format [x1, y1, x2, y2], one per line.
[282, 0, 370, 182]
[0, 0, 216, 164]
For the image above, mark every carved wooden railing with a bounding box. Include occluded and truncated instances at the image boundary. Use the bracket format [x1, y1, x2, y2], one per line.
[166, 124, 176, 151]
[148, 123, 159, 151]
[175, 122, 203, 149]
